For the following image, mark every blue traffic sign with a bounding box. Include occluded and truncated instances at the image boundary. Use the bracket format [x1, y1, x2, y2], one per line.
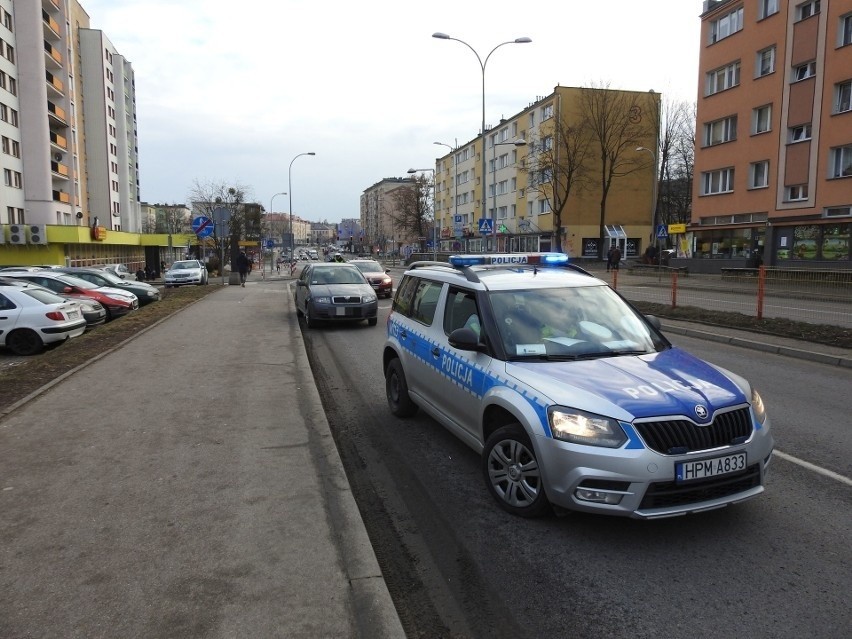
[656, 224, 669, 239]
[266, 239, 274, 249]
[479, 218, 493, 235]
[192, 215, 214, 238]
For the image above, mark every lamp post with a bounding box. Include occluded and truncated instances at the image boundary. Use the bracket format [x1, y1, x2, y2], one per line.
[490, 139, 527, 252]
[432, 32, 531, 252]
[288, 152, 316, 260]
[434, 140, 457, 255]
[269, 191, 287, 273]
[636, 146, 659, 260]
[407, 168, 437, 260]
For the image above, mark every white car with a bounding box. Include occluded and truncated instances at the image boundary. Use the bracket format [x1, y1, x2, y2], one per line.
[164, 259, 209, 287]
[0, 280, 87, 355]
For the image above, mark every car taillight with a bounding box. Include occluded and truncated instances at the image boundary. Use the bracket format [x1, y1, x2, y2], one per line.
[45, 311, 65, 321]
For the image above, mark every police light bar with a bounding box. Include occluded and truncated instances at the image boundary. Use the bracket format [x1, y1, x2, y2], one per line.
[448, 252, 570, 267]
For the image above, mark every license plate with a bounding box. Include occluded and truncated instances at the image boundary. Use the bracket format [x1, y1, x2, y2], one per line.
[676, 452, 747, 483]
[336, 307, 346, 316]
[67, 310, 79, 319]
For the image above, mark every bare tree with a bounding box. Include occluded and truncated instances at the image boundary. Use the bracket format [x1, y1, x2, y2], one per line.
[524, 115, 593, 252]
[188, 179, 251, 270]
[579, 84, 659, 258]
[389, 176, 432, 249]
[659, 100, 695, 228]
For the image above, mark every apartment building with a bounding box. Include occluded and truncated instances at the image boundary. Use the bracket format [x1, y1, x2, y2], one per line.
[432, 85, 659, 259]
[360, 177, 418, 255]
[693, 0, 852, 268]
[0, 0, 153, 269]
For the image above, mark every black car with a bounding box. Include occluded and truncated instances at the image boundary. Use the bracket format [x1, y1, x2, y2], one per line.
[55, 267, 161, 306]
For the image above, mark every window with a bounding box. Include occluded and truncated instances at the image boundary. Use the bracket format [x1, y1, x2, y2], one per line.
[789, 124, 812, 142]
[753, 104, 772, 133]
[759, 0, 779, 19]
[797, 1, 820, 21]
[830, 145, 852, 178]
[701, 168, 735, 195]
[825, 206, 851, 217]
[786, 184, 809, 201]
[840, 13, 852, 47]
[836, 81, 852, 113]
[704, 115, 738, 146]
[537, 199, 551, 214]
[710, 6, 744, 43]
[750, 161, 770, 188]
[529, 111, 536, 128]
[756, 47, 776, 77]
[794, 61, 816, 81]
[706, 61, 741, 95]
[542, 103, 554, 120]
[542, 135, 553, 151]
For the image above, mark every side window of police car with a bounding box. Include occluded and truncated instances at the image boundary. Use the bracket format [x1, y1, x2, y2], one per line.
[443, 288, 481, 338]
[392, 276, 442, 326]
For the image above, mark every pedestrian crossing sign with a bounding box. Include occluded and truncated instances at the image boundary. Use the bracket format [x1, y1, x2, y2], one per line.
[479, 218, 493, 234]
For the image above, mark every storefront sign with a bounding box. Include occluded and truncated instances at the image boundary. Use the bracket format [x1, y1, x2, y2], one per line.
[90, 226, 107, 241]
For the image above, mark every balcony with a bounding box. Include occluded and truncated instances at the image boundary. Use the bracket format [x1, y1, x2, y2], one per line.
[47, 101, 67, 126]
[42, 9, 60, 39]
[43, 42, 62, 68]
[49, 131, 67, 150]
[52, 190, 71, 204]
[51, 161, 70, 178]
[45, 71, 64, 96]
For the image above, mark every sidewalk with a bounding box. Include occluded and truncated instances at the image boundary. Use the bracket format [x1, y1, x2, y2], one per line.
[0, 277, 405, 638]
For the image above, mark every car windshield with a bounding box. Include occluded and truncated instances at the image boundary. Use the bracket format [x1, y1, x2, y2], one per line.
[171, 261, 199, 270]
[488, 284, 666, 360]
[354, 262, 383, 274]
[92, 270, 124, 285]
[310, 266, 366, 285]
[57, 274, 97, 290]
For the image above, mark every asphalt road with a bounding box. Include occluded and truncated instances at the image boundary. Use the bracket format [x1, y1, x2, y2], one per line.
[300, 291, 852, 639]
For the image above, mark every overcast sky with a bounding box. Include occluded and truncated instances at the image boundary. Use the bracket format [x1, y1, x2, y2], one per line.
[80, 0, 703, 223]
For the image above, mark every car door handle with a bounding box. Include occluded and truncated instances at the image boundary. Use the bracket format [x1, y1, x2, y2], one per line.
[431, 347, 440, 358]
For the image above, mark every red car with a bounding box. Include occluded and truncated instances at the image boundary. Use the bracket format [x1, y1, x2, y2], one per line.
[350, 260, 393, 298]
[3, 271, 139, 320]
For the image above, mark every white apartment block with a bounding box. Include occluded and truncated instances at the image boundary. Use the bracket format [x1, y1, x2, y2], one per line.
[0, 0, 139, 233]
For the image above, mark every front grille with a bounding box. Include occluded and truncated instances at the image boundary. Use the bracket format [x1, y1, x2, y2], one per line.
[332, 295, 363, 304]
[640, 464, 761, 510]
[634, 407, 752, 454]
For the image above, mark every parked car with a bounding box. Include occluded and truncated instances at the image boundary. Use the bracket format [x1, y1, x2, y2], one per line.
[349, 259, 393, 298]
[2, 270, 139, 320]
[294, 262, 378, 327]
[0, 279, 87, 355]
[98, 264, 133, 280]
[55, 267, 161, 306]
[164, 259, 208, 287]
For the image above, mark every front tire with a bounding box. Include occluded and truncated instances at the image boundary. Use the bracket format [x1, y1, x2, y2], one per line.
[483, 424, 550, 518]
[305, 305, 317, 329]
[367, 317, 378, 326]
[6, 329, 44, 356]
[385, 358, 417, 417]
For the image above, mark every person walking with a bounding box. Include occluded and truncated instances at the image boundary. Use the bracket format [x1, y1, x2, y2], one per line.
[237, 251, 250, 287]
[606, 245, 614, 272]
[611, 245, 622, 271]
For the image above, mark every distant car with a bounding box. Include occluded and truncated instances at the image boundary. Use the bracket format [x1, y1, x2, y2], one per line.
[350, 259, 393, 298]
[55, 267, 161, 306]
[0, 279, 87, 355]
[294, 262, 378, 328]
[99, 264, 133, 280]
[1, 270, 139, 321]
[164, 259, 208, 287]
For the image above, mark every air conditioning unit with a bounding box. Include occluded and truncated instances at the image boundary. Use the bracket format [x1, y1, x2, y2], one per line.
[0, 225, 5, 244]
[9, 224, 27, 245]
[29, 224, 48, 244]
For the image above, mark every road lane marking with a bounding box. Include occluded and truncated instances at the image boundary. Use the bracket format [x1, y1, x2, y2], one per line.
[773, 450, 852, 487]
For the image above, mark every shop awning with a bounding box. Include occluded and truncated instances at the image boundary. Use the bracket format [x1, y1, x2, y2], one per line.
[604, 224, 627, 239]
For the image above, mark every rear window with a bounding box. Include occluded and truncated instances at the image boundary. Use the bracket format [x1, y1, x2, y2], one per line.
[23, 288, 68, 305]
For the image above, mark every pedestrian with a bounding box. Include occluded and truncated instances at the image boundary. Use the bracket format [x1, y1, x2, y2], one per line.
[606, 245, 614, 272]
[237, 251, 250, 287]
[160, 260, 166, 276]
[611, 245, 622, 271]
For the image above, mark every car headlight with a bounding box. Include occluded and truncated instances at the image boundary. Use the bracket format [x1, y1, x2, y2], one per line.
[363, 293, 377, 303]
[312, 296, 331, 304]
[751, 388, 767, 425]
[548, 407, 627, 448]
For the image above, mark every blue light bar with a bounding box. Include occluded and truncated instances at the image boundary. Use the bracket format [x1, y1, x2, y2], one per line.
[448, 253, 570, 267]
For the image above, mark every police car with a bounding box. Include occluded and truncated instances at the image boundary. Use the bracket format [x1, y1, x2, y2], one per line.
[382, 253, 773, 519]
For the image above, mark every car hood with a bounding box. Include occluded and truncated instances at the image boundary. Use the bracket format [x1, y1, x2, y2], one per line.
[310, 283, 375, 297]
[505, 347, 747, 422]
[94, 286, 138, 300]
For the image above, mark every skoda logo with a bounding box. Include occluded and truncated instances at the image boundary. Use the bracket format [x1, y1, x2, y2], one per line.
[694, 405, 709, 421]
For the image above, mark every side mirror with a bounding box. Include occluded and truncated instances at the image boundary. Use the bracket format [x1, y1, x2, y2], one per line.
[448, 327, 487, 353]
[296, 280, 305, 287]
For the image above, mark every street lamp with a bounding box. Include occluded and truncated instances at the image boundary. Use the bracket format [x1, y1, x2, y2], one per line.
[434, 140, 457, 255]
[288, 152, 316, 259]
[269, 191, 287, 273]
[491, 139, 526, 252]
[432, 32, 531, 252]
[636, 146, 659, 260]
[407, 168, 437, 260]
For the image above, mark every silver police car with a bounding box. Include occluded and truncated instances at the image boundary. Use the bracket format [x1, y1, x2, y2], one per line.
[383, 253, 773, 518]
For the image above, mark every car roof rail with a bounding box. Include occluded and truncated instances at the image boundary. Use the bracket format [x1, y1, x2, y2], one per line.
[406, 260, 450, 271]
